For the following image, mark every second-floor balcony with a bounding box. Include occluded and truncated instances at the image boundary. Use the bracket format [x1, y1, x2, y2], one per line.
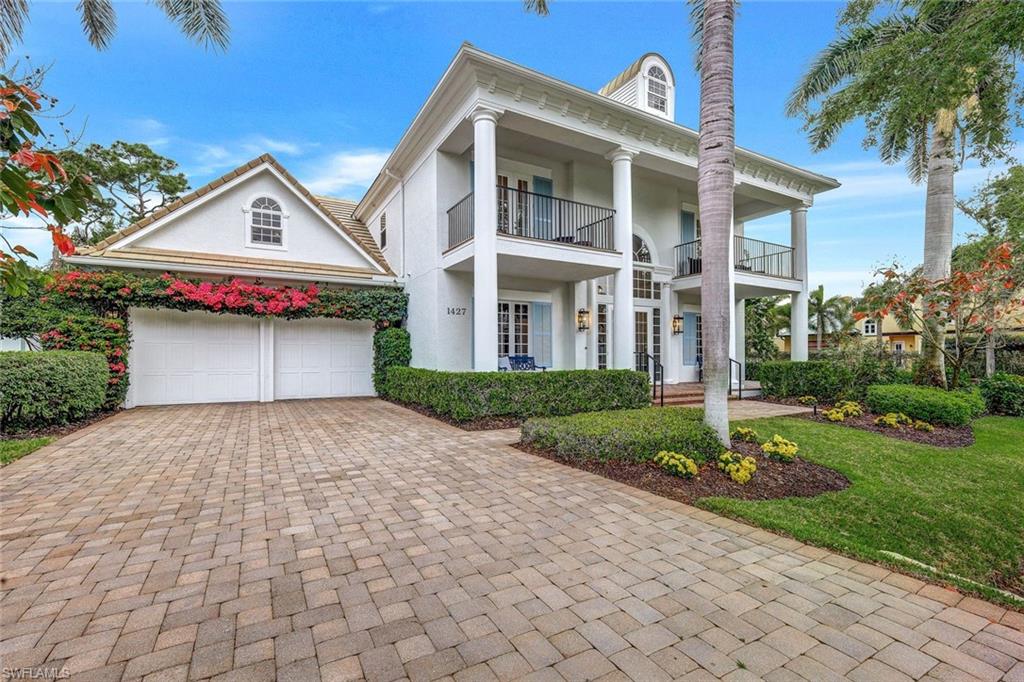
[675, 235, 795, 280]
[447, 186, 616, 252]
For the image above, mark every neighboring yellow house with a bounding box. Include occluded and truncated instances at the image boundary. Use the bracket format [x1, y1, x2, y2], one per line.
[774, 313, 920, 355]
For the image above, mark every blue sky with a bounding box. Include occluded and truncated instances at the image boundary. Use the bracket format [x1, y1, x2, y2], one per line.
[7, 1, 1021, 295]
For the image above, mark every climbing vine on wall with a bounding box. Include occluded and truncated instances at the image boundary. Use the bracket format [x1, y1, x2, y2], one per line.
[1, 270, 409, 406]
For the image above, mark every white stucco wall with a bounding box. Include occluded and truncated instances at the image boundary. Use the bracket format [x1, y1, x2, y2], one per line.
[134, 169, 378, 270]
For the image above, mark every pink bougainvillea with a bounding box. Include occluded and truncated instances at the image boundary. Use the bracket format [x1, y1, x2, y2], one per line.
[160, 276, 318, 315]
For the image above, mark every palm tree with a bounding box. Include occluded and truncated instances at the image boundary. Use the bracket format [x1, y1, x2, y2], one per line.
[786, 5, 1021, 387]
[688, 0, 735, 445]
[1, 0, 229, 61]
[807, 285, 852, 351]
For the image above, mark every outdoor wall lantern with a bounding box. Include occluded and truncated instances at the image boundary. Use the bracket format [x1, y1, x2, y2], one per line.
[672, 314, 684, 335]
[577, 308, 591, 332]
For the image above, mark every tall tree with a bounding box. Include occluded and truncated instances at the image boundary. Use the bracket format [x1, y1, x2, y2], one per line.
[1, 0, 229, 62]
[787, 0, 1024, 388]
[958, 166, 1024, 244]
[689, 0, 736, 444]
[60, 142, 189, 245]
[745, 296, 784, 361]
[0, 70, 95, 296]
[808, 285, 853, 351]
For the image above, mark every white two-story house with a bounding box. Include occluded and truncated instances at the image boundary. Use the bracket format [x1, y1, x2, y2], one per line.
[66, 44, 837, 407]
[356, 44, 837, 383]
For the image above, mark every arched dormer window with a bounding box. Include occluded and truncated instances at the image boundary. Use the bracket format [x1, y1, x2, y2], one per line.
[249, 197, 283, 246]
[647, 65, 668, 113]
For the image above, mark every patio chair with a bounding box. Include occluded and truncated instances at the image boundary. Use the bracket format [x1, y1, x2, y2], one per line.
[509, 355, 548, 371]
[498, 356, 512, 372]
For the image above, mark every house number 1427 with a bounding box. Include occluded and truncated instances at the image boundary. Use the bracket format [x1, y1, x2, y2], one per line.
[447, 307, 467, 316]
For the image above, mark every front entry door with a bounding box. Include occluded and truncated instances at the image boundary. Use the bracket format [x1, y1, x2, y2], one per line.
[634, 308, 662, 373]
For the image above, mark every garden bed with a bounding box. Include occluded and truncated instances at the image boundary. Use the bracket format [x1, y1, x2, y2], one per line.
[0, 408, 120, 442]
[517, 440, 849, 504]
[801, 410, 974, 447]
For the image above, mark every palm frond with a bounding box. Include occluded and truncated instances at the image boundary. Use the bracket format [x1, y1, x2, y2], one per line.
[522, 0, 548, 16]
[77, 0, 116, 50]
[786, 14, 917, 117]
[0, 0, 29, 63]
[689, 0, 705, 71]
[151, 0, 229, 50]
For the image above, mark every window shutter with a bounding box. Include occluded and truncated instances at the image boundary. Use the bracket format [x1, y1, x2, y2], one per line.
[682, 312, 698, 365]
[469, 160, 475, 192]
[531, 302, 552, 368]
[681, 211, 696, 243]
[531, 176, 553, 240]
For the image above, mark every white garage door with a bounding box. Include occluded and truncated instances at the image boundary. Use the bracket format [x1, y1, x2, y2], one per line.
[131, 308, 260, 406]
[274, 318, 374, 399]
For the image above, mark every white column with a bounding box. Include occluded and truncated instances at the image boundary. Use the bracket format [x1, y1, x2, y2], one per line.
[607, 147, 637, 369]
[586, 279, 599, 369]
[734, 298, 745, 386]
[472, 108, 501, 371]
[790, 205, 810, 361]
[573, 281, 588, 369]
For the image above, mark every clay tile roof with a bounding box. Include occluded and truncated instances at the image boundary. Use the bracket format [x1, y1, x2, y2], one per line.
[80, 153, 394, 276]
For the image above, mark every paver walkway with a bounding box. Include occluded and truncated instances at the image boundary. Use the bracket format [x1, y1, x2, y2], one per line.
[1, 399, 1022, 682]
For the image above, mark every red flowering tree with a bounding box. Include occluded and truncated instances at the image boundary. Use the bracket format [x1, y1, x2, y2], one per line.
[1, 70, 99, 296]
[858, 242, 1024, 389]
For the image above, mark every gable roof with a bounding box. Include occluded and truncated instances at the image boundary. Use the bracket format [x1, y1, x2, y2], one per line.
[597, 52, 675, 97]
[80, 153, 393, 276]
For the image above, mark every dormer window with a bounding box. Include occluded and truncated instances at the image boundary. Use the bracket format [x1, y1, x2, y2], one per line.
[647, 66, 668, 113]
[250, 197, 283, 246]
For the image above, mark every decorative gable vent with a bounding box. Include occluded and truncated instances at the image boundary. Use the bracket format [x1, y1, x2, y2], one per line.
[598, 53, 675, 122]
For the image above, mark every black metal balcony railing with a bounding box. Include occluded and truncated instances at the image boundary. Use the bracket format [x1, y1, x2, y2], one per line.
[674, 235, 795, 279]
[446, 186, 616, 251]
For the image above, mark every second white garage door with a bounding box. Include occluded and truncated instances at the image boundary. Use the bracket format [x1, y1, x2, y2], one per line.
[274, 318, 374, 399]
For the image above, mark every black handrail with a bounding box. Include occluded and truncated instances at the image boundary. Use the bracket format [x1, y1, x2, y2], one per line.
[728, 358, 743, 400]
[673, 236, 795, 279]
[446, 186, 616, 251]
[635, 350, 664, 406]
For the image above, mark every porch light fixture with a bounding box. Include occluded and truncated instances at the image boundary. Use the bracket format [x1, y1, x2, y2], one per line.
[672, 314, 684, 335]
[577, 308, 591, 332]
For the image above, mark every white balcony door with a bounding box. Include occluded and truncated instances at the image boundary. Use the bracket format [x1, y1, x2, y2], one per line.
[633, 306, 662, 374]
[497, 174, 530, 236]
[497, 301, 530, 358]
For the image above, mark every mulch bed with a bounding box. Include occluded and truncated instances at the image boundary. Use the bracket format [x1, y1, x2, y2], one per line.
[800, 411, 975, 447]
[390, 401, 523, 431]
[0, 409, 121, 442]
[516, 439, 849, 504]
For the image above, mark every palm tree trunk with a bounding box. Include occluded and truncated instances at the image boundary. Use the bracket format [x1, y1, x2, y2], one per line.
[698, 0, 735, 445]
[918, 116, 955, 388]
[875, 316, 884, 357]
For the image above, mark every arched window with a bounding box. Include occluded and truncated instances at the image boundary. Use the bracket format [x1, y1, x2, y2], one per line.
[632, 234, 652, 263]
[647, 65, 668, 113]
[863, 319, 878, 336]
[250, 197, 283, 245]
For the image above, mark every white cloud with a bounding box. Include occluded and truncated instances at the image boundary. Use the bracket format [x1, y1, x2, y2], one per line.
[246, 136, 305, 156]
[807, 269, 876, 298]
[301, 150, 391, 196]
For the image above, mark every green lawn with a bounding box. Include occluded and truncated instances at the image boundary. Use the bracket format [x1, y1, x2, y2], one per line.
[0, 437, 54, 466]
[700, 416, 1024, 605]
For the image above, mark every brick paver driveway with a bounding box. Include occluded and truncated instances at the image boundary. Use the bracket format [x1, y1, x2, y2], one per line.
[2, 400, 1022, 682]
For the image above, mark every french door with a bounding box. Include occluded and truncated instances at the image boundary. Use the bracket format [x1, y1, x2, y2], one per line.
[497, 175, 530, 236]
[634, 308, 662, 373]
[497, 301, 530, 357]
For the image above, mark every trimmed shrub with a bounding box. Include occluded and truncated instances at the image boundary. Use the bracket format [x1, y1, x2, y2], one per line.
[372, 327, 411, 393]
[383, 367, 650, 421]
[520, 407, 724, 463]
[979, 372, 1024, 416]
[0, 351, 108, 432]
[865, 384, 985, 427]
[756, 361, 853, 400]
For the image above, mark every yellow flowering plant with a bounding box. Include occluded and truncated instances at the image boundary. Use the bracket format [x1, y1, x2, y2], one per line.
[761, 434, 798, 462]
[823, 407, 846, 422]
[913, 419, 935, 432]
[717, 451, 757, 484]
[835, 400, 863, 417]
[874, 412, 913, 429]
[653, 450, 700, 479]
[797, 395, 818, 406]
[730, 426, 760, 443]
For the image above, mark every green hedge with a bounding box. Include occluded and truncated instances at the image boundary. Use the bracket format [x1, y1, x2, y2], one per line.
[0, 351, 109, 432]
[372, 327, 411, 393]
[980, 373, 1024, 416]
[756, 361, 854, 400]
[382, 367, 650, 421]
[521, 407, 724, 463]
[865, 384, 986, 426]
